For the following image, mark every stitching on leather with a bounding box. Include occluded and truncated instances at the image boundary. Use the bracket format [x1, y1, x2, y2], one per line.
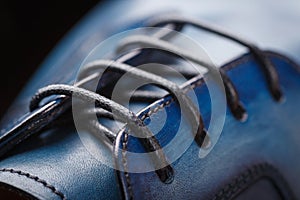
[121, 133, 134, 200]
[0, 168, 66, 200]
[140, 55, 252, 121]
[121, 54, 252, 199]
[139, 55, 252, 122]
[140, 98, 173, 121]
[222, 55, 251, 71]
[212, 163, 288, 200]
[121, 62, 211, 199]
[120, 52, 300, 199]
[212, 164, 268, 200]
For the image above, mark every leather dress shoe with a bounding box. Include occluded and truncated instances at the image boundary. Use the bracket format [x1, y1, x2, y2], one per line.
[1, 1, 300, 199]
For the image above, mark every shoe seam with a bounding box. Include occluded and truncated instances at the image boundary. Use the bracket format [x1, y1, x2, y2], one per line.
[0, 168, 66, 200]
[120, 51, 300, 199]
[212, 163, 294, 200]
[121, 54, 252, 200]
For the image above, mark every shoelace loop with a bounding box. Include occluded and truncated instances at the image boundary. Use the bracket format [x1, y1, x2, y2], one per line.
[0, 15, 284, 184]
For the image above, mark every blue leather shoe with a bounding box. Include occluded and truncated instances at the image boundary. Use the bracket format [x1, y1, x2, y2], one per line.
[1, 1, 300, 199]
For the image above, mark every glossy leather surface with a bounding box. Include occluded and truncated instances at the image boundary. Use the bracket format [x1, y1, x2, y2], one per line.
[2, 0, 300, 128]
[115, 52, 300, 199]
[1, 0, 300, 199]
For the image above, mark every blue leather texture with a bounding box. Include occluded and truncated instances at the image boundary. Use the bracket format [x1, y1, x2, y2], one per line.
[2, 0, 300, 128]
[0, 0, 300, 199]
[0, 126, 120, 200]
[115, 52, 300, 199]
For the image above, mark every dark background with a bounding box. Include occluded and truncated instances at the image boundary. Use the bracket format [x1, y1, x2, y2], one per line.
[0, 0, 101, 118]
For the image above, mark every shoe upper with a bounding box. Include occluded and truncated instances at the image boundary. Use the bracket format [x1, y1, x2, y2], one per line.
[1, 0, 300, 200]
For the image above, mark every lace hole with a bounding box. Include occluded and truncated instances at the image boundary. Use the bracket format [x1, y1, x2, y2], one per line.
[232, 102, 248, 122]
[195, 129, 211, 149]
[156, 165, 174, 184]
